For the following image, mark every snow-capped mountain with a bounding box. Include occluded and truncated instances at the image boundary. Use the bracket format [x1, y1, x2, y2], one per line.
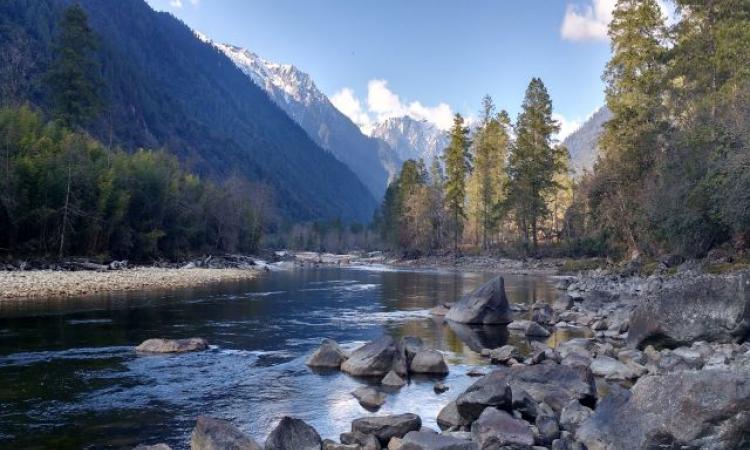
[200, 35, 396, 198]
[563, 106, 612, 173]
[370, 116, 450, 165]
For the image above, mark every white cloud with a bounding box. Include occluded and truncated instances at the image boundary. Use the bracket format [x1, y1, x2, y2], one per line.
[561, 0, 676, 42]
[553, 112, 583, 141]
[169, 0, 199, 8]
[331, 79, 455, 134]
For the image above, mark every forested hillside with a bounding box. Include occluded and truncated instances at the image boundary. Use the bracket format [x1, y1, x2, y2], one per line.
[0, 0, 377, 223]
[563, 106, 611, 173]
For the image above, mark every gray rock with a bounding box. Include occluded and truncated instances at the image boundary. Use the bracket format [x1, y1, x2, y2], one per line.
[455, 370, 513, 422]
[628, 273, 750, 348]
[535, 414, 560, 445]
[352, 386, 386, 410]
[430, 304, 451, 316]
[437, 401, 472, 431]
[306, 339, 348, 368]
[341, 336, 400, 377]
[382, 370, 407, 387]
[434, 381, 449, 394]
[589, 356, 638, 381]
[351, 413, 422, 446]
[471, 407, 535, 448]
[576, 369, 750, 449]
[400, 431, 478, 450]
[265, 417, 321, 450]
[488, 345, 520, 364]
[136, 338, 208, 353]
[511, 388, 539, 421]
[446, 276, 512, 325]
[340, 431, 380, 450]
[559, 400, 593, 432]
[525, 322, 551, 338]
[191, 416, 262, 450]
[401, 336, 425, 365]
[322, 440, 357, 450]
[409, 350, 449, 375]
[531, 303, 554, 324]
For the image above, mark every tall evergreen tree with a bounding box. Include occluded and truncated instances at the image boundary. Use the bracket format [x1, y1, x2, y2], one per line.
[45, 4, 102, 128]
[443, 114, 471, 255]
[506, 78, 564, 251]
[591, 0, 667, 257]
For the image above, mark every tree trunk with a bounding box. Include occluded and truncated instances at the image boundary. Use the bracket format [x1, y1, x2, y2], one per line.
[59, 162, 72, 258]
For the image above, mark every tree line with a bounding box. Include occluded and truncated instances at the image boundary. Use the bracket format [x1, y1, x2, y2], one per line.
[378, 0, 750, 261]
[0, 6, 269, 261]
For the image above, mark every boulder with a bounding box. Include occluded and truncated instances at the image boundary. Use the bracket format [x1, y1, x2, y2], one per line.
[306, 339, 348, 368]
[488, 345, 519, 364]
[437, 401, 472, 430]
[559, 400, 593, 432]
[471, 407, 535, 448]
[627, 273, 750, 348]
[190, 416, 262, 450]
[409, 350, 449, 375]
[339, 431, 380, 450]
[382, 370, 407, 387]
[535, 414, 560, 445]
[136, 338, 208, 353]
[401, 336, 425, 365]
[455, 371, 513, 422]
[322, 440, 357, 450]
[531, 303, 554, 324]
[525, 322, 551, 338]
[351, 414, 422, 446]
[589, 356, 638, 381]
[400, 431, 478, 450]
[446, 276, 512, 325]
[434, 381, 449, 394]
[265, 416, 322, 450]
[576, 369, 750, 449]
[446, 321, 510, 353]
[341, 336, 400, 377]
[352, 386, 386, 410]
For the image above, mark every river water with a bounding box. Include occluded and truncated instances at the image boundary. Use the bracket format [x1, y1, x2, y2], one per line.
[0, 265, 561, 449]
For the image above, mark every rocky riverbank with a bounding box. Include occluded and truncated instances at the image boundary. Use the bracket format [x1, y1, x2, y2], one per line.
[132, 266, 750, 449]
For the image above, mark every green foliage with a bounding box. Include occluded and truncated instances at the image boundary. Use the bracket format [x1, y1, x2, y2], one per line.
[443, 114, 471, 253]
[505, 78, 566, 250]
[0, 106, 265, 260]
[44, 5, 102, 128]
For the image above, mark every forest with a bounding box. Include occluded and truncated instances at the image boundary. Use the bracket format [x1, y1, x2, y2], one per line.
[378, 0, 750, 261]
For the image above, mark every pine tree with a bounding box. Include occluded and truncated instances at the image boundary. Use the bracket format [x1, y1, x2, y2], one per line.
[506, 78, 565, 251]
[593, 0, 667, 257]
[443, 114, 471, 255]
[45, 4, 102, 128]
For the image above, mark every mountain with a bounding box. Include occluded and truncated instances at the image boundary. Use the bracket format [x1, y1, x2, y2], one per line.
[0, 0, 377, 222]
[208, 39, 395, 198]
[370, 116, 449, 165]
[563, 106, 612, 173]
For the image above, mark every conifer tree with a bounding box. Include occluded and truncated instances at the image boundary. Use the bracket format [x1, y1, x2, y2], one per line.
[443, 114, 471, 255]
[506, 78, 564, 251]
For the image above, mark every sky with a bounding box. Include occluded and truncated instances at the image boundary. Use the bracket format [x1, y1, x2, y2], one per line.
[144, 0, 643, 138]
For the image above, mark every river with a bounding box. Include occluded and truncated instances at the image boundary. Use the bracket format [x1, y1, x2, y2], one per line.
[0, 265, 561, 449]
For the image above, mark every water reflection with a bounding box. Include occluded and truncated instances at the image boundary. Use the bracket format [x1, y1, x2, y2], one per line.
[0, 267, 558, 449]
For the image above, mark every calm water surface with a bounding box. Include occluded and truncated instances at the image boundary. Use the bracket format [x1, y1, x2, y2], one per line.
[0, 266, 561, 449]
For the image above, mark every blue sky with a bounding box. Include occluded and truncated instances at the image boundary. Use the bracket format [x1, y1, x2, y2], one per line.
[146, 0, 624, 137]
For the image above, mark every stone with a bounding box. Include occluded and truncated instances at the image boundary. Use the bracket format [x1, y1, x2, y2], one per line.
[401, 336, 425, 365]
[525, 322, 551, 338]
[430, 304, 451, 316]
[488, 345, 519, 364]
[409, 350, 449, 375]
[455, 370, 513, 422]
[589, 356, 638, 381]
[434, 382, 449, 394]
[382, 370, 407, 387]
[341, 336, 400, 377]
[400, 431, 478, 450]
[437, 401, 472, 431]
[535, 414, 560, 445]
[136, 338, 208, 353]
[471, 407, 535, 448]
[306, 339, 347, 368]
[576, 369, 750, 449]
[559, 400, 593, 432]
[446, 276, 512, 324]
[352, 386, 386, 410]
[466, 368, 486, 377]
[531, 303, 554, 324]
[339, 431, 379, 450]
[511, 388, 539, 421]
[322, 440, 357, 450]
[190, 416, 262, 450]
[553, 295, 574, 312]
[351, 413, 422, 447]
[265, 416, 322, 450]
[628, 273, 750, 348]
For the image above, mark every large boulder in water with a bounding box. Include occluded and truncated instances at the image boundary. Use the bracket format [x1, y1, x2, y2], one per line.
[400, 431, 478, 450]
[306, 339, 348, 368]
[137, 338, 208, 353]
[409, 350, 449, 375]
[351, 413, 422, 446]
[341, 336, 402, 377]
[265, 416, 322, 450]
[628, 273, 750, 348]
[576, 369, 750, 449]
[446, 276, 512, 325]
[190, 416, 262, 450]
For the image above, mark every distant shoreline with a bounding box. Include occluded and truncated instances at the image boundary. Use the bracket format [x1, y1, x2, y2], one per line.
[0, 267, 262, 300]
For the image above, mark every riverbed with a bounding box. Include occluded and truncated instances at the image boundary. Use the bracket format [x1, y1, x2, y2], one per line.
[0, 265, 560, 449]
